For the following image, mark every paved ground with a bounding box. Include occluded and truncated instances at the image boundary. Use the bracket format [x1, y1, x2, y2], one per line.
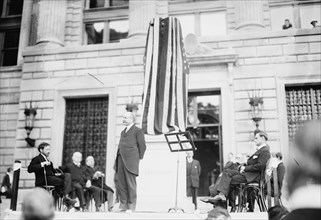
[3, 210, 268, 220]
[1, 197, 268, 220]
[1, 194, 275, 220]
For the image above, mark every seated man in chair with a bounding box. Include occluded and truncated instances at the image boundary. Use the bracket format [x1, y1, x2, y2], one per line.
[84, 156, 114, 211]
[61, 152, 87, 211]
[27, 142, 76, 209]
[203, 131, 270, 204]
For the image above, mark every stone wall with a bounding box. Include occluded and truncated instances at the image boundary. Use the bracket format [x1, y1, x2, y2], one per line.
[15, 40, 145, 188]
[0, 67, 21, 180]
[65, 0, 83, 46]
[202, 28, 321, 155]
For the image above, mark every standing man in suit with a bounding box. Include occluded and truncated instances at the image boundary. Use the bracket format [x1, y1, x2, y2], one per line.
[209, 131, 270, 202]
[1, 167, 13, 198]
[116, 112, 146, 213]
[186, 151, 201, 211]
[27, 142, 76, 208]
[266, 152, 286, 198]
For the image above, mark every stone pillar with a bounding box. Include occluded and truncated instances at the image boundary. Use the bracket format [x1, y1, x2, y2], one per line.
[36, 0, 67, 47]
[234, 0, 265, 31]
[128, 0, 157, 38]
[17, 0, 33, 65]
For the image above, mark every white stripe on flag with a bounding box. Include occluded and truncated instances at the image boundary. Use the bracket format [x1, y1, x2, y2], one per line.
[175, 18, 185, 131]
[147, 18, 160, 135]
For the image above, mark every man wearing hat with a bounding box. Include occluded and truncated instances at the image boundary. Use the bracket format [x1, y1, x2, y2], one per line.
[204, 131, 270, 202]
[311, 20, 319, 28]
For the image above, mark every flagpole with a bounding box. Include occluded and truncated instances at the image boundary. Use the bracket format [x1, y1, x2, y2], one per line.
[168, 152, 184, 213]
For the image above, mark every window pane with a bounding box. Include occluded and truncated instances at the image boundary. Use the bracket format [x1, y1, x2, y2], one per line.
[109, 20, 128, 43]
[188, 94, 220, 126]
[0, 0, 3, 17]
[175, 14, 195, 38]
[270, 6, 294, 31]
[2, 49, 18, 66]
[286, 84, 321, 140]
[8, 0, 24, 15]
[110, 0, 129, 7]
[300, 4, 321, 29]
[89, 0, 105, 9]
[4, 30, 20, 48]
[85, 22, 104, 44]
[200, 12, 226, 36]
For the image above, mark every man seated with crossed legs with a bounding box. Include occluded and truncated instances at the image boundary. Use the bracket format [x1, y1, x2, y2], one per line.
[202, 131, 270, 210]
[27, 142, 76, 210]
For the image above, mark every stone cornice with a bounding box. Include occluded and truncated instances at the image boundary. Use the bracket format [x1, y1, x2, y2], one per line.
[22, 38, 146, 57]
[200, 28, 321, 43]
[187, 52, 238, 66]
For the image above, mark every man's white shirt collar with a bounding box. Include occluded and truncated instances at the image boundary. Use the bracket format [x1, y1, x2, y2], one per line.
[125, 123, 134, 132]
[41, 153, 49, 162]
[256, 143, 267, 151]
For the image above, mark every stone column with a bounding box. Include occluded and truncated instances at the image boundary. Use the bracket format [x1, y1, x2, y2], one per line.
[17, 0, 33, 65]
[128, 0, 157, 38]
[36, 0, 67, 47]
[234, 0, 265, 31]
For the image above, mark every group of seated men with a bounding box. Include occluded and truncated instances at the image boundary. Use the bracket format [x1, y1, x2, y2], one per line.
[203, 131, 285, 212]
[27, 142, 114, 212]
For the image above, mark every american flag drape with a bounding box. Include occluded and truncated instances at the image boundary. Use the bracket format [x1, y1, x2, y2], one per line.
[141, 17, 189, 135]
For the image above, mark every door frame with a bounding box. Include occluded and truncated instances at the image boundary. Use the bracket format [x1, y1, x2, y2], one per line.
[51, 87, 116, 187]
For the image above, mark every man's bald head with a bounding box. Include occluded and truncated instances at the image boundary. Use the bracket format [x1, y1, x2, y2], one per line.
[123, 111, 135, 126]
[86, 156, 95, 167]
[21, 187, 54, 220]
[72, 151, 82, 164]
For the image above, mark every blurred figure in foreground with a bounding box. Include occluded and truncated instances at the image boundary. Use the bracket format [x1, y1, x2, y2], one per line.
[21, 187, 55, 220]
[268, 205, 289, 220]
[283, 120, 321, 220]
[205, 207, 231, 220]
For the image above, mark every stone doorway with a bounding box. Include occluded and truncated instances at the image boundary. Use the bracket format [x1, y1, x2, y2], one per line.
[187, 91, 222, 196]
[62, 96, 109, 171]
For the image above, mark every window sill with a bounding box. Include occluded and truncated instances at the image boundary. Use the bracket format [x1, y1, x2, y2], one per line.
[0, 65, 22, 72]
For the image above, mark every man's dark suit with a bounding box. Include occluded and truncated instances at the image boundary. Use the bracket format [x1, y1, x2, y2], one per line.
[1, 173, 12, 198]
[27, 154, 73, 196]
[116, 125, 146, 211]
[186, 159, 201, 209]
[216, 145, 270, 196]
[84, 165, 114, 210]
[270, 161, 285, 197]
[283, 209, 321, 220]
[61, 162, 89, 209]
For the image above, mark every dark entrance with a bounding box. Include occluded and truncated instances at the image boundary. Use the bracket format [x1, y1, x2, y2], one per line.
[187, 91, 222, 196]
[62, 97, 108, 171]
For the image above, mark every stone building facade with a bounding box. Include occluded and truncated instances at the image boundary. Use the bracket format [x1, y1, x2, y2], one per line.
[0, 0, 320, 212]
